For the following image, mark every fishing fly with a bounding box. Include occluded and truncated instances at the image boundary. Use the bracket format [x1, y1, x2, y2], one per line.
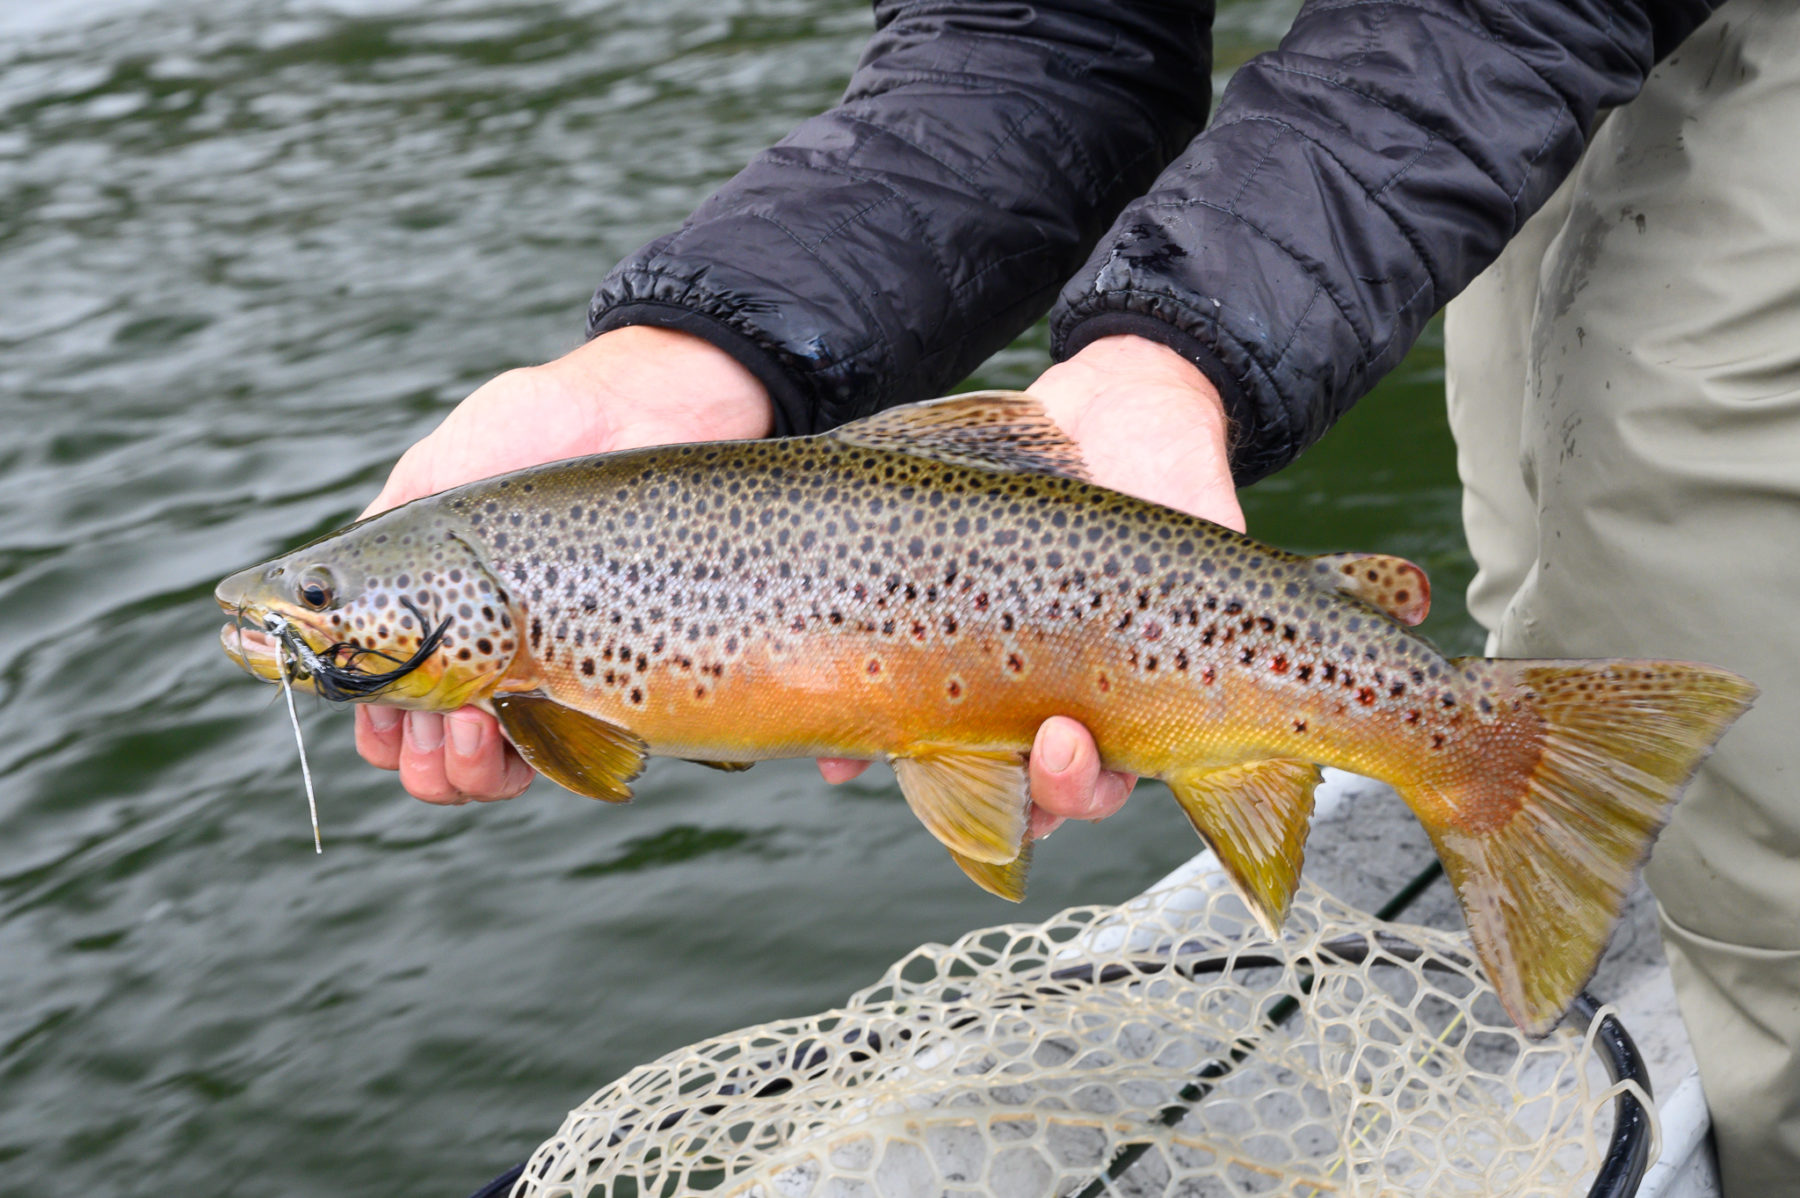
[252, 600, 450, 853]
[266, 613, 323, 854]
[273, 598, 450, 702]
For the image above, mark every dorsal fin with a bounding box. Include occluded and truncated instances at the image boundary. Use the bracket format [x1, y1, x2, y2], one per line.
[830, 391, 1089, 480]
[1309, 552, 1432, 626]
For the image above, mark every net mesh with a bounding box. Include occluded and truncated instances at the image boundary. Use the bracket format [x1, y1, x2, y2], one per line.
[512, 873, 1649, 1197]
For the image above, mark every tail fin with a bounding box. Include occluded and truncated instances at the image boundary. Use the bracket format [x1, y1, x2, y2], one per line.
[1416, 658, 1756, 1036]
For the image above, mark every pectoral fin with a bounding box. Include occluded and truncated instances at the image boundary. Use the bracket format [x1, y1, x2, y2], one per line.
[1166, 759, 1320, 936]
[492, 693, 647, 803]
[950, 837, 1033, 902]
[891, 746, 1031, 865]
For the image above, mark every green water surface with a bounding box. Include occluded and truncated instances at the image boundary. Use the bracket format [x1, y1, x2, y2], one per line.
[0, 3, 1476, 1194]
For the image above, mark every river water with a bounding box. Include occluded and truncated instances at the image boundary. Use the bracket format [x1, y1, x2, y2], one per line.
[0, 3, 1478, 1195]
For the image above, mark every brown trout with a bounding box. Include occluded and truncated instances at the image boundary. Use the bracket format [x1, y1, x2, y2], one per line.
[217, 393, 1755, 1034]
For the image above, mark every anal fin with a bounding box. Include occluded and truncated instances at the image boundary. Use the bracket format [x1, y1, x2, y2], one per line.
[891, 746, 1030, 865]
[492, 692, 647, 803]
[1166, 759, 1320, 936]
[686, 759, 755, 772]
[950, 836, 1033, 902]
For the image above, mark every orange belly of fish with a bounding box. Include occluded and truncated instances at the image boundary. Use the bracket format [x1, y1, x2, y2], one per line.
[524, 621, 1432, 784]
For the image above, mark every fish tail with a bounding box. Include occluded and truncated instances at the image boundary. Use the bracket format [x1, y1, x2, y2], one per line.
[1407, 657, 1756, 1036]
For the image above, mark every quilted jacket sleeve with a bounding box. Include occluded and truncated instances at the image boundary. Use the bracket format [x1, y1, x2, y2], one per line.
[588, 1, 1215, 436]
[1052, 0, 1724, 484]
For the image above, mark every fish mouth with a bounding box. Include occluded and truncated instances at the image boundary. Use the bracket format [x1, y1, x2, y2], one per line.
[219, 619, 289, 684]
[217, 596, 452, 703]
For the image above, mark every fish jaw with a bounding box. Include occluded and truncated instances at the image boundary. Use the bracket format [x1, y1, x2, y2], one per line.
[216, 563, 326, 694]
[213, 518, 516, 711]
[218, 620, 294, 686]
[216, 598, 490, 710]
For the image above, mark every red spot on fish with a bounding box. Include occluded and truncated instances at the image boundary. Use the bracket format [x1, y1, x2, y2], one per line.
[1271, 655, 1289, 674]
[1357, 687, 1375, 705]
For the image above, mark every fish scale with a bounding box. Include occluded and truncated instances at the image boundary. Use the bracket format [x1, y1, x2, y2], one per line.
[217, 391, 1757, 1037]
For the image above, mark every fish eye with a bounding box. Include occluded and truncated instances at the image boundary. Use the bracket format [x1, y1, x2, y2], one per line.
[297, 570, 335, 610]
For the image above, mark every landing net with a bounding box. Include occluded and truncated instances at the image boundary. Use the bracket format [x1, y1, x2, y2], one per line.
[510, 871, 1652, 1197]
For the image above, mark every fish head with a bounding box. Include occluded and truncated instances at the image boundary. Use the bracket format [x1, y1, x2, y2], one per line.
[216, 504, 519, 710]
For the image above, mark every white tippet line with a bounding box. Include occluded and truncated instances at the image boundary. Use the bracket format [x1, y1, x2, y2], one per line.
[267, 614, 323, 854]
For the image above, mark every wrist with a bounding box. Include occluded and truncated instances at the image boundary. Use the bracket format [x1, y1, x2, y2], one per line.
[1058, 335, 1231, 459]
[1064, 335, 1227, 421]
[1031, 334, 1243, 532]
[548, 325, 776, 442]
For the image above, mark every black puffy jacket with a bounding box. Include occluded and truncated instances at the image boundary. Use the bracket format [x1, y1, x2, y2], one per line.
[588, 0, 1722, 484]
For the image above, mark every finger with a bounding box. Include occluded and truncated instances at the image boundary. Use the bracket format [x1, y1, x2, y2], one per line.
[817, 757, 872, 784]
[359, 442, 432, 519]
[1029, 716, 1138, 831]
[443, 708, 534, 801]
[397, 711, 468, 804]
[1091, 768, 1137, 819]
[1030, 767, 1140, 840]
[498, 747, 536, 797]
[356, 704, 405, 770]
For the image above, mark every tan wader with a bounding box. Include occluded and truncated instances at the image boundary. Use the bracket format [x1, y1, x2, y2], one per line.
[1443, 4, 1800, 1191]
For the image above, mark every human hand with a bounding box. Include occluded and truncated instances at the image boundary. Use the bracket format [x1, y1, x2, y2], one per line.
[353, 326, 775, 803]
[360, 329, 1240, 838]
[823, 333, 1242, 841]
